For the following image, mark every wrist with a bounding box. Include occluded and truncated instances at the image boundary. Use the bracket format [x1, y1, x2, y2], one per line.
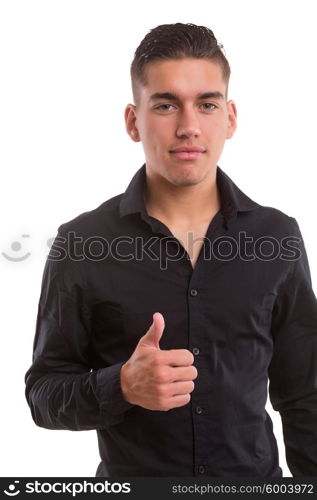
[120, 362, 131, 403]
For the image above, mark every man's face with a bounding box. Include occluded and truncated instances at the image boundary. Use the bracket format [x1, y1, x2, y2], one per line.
[125, 58, 237, 187]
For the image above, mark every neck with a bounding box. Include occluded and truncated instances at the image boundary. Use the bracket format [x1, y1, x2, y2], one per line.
[144, 167, 221, 226]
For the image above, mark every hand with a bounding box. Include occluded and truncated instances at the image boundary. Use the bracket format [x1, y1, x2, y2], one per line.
[120, 312, 198, 411]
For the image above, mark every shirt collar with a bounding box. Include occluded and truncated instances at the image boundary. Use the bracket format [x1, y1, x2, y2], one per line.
[119, 164, 259, 227]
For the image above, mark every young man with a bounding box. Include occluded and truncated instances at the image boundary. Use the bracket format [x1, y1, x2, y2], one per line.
[25, 23, 317, 477]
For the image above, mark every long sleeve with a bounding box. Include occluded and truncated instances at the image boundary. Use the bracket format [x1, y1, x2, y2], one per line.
[268, 218, 317, 475]
[25, 227, 134, 431]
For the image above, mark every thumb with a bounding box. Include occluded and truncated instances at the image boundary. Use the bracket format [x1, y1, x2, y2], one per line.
[139, 312, 165, 350]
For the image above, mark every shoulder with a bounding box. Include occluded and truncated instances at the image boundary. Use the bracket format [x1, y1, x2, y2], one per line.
[243, 203, 299, 237]
[56, 193, 124, 237]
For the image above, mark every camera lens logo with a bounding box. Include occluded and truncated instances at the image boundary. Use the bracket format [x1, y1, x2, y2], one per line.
[2, 235, 31, 262]
[3, 481, 20, 496]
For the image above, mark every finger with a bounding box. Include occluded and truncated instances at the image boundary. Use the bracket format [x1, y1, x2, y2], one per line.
[169, 365, 198, 382]
[165, 393, 191, 409]
[140, 312, 165, 349]
[159, 349, 194, 366]
[167, 380, 195, 397]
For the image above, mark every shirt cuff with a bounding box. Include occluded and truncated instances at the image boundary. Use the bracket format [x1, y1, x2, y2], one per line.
[95, 362, 135, 416]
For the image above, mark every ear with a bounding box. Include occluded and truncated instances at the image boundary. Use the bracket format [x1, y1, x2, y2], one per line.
[226, 100, 238, 139]
[124, 104, 141, 142]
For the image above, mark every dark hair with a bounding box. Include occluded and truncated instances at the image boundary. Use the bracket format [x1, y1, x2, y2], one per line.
[130, 23, 231, 104]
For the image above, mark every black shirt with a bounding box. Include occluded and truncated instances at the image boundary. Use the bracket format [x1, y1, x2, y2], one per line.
[25, 164, 317, 477]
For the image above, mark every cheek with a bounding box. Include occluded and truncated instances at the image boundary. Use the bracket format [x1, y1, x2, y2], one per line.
[145, 120, 170, 150]
[206, 120, 228, 143]
[140, 131, 163, 159]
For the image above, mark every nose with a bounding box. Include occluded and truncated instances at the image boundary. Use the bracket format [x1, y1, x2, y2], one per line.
[176, 106, 201, 139]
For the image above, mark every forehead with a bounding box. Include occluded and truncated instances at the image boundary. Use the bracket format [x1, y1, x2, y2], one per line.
[141, 58, 226, 98]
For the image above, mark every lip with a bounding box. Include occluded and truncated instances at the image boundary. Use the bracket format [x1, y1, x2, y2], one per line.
[170, 146, 206, 153]
[170, 146, 206, 161]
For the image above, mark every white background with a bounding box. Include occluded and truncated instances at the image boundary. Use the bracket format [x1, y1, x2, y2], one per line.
[1, 0, 316, 477]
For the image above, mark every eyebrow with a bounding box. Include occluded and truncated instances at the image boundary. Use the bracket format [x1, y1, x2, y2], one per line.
[149, 91, 225, 102]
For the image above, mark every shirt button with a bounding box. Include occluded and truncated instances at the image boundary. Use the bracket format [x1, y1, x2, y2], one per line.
[196, 406, 203, 414]
[190, 289, 198, 297]
[198, 465, 205, 474]
[193, 347, 200, 355]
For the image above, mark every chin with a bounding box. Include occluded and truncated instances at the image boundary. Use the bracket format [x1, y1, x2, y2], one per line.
[167, 174, 204, 187]
[166, 165, 208, 187]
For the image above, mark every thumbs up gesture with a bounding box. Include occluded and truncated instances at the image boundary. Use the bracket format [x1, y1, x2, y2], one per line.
[120, 312, 198, 411]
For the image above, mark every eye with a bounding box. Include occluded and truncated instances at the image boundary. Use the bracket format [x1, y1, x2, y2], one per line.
[155, 104, 175, 111]
[200, 103, 217, 111]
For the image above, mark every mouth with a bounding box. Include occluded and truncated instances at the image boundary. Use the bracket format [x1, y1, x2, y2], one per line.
[169, 147, 206, 161]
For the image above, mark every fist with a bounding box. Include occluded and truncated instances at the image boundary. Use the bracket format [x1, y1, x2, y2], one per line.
[120, 312, 198, 411]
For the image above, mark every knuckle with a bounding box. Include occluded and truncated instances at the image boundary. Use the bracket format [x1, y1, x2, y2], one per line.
[185, 393, 191, 403]
[156, 384, 167, 397]
[185, 350, 194, 364]
[155, 368, 169, 383]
